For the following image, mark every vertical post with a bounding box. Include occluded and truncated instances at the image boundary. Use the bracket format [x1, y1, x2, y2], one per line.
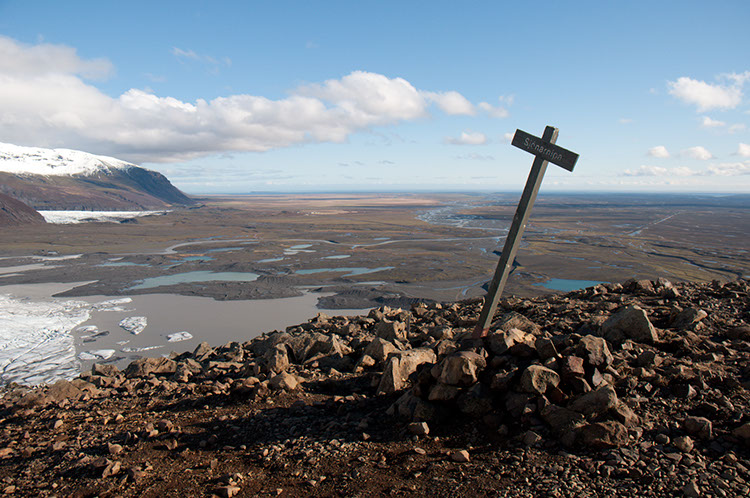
[473, 125, 559, 337]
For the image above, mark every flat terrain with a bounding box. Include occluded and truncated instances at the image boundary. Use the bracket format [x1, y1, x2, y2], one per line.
[1, 192, 748, 308]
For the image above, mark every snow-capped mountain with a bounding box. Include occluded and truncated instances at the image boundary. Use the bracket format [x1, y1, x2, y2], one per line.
[0, 142, 135, 177]
[0, 142, 194, 211]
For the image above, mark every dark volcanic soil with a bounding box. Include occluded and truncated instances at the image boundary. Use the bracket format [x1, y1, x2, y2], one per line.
[1, 277, 749, 497]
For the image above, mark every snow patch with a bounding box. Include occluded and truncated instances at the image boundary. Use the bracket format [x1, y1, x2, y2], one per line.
[39, 211, 167, 224]
[119, 316, 147, 335]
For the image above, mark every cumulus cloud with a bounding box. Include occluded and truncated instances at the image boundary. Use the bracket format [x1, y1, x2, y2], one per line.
[444, 131, 487, 145]
[0, 37, 479, 163]
[478, 101, 509, 118]
[736, 143, 750, 157]
[502, 132, 515, 143]
[667, 73, 746, 111]
[0, 35, 112, 80]
[706, 161, 750, 176]
[422, 91, 475, 115]
[682, 146, 713, 160]
[701, 116, 726, 128]
[647, 145, 670, 158]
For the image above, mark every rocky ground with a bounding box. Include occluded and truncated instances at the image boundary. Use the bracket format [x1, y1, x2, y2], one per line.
[1, 277, 749, 497]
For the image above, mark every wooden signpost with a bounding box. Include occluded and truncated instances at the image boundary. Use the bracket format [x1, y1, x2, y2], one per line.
[473, 126, 579, 337]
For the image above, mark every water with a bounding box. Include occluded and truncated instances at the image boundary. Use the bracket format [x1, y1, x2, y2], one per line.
[127, 271, 260, 290]
[295, 267, 394, 277]
[534, 278, 604, 292]
[258, 257, 284, 263]
[323, 255, 351, 260]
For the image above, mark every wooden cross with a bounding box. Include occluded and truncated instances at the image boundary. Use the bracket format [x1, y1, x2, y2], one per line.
[473, 125, 579, 337]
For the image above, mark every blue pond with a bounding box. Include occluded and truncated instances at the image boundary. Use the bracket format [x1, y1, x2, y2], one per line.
[128, 271, 260, 290]
[534, 278, 604, 292]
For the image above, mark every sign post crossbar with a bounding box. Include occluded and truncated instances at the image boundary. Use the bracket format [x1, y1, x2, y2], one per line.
[473, 125, 578, 337]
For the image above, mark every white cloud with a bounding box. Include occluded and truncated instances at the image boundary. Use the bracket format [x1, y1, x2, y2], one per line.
[623, 165, 669, 176]
[619, 118, 633, 124]
[502, 132, 514, 143]
[728, 123, 747, 133]
[737, 143, 750, 157]
[622, 165, 697, 177]
[0, 35, 112, 80]
[171, 47, 231, 68]
[667, 75, 743, 111]
[455, 153, 495, 161]
[701, 116, 725, 128]
[706, 161, 750, 176]
[647, 145, 670, 158]
[0, 37, 478, 163]
[422, 91, 475, 115]
[682, 146, 713, 160]
[478, 96, 510, 118]
[445, 131, 487, 145]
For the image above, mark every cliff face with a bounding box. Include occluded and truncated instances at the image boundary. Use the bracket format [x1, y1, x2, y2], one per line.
[1, 277, 748, 496]
[0, 192, 45, 226]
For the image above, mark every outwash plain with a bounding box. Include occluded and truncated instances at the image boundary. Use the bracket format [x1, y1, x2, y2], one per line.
[1, 191, 750, 497]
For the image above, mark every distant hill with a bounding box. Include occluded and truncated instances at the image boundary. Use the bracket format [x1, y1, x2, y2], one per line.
[0, 192, 46, 226]
[0, 143, 195, 211]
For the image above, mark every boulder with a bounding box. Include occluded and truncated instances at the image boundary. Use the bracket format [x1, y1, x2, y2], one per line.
[683, 416, 712, 440]
[576, 421, 629, 449]
[377, 349, 437, 394]
[364, 337, 399, 363]
[494, 312, 540, 334]
[600, 305, 658, 344]
[269, 372, 300, 391]
[124, 357, 177, 378]
[431, 351, 486, 387]
[670, 308, 708, 330]
[568, 385, 618, 419]
[519, 365, 560, 395]
[375, 319, 407, 342]
[264, 344, 290, 374]
[487, 328, 535, 356]
[92, 363, 120, 377]
[575, 335, 613, 367]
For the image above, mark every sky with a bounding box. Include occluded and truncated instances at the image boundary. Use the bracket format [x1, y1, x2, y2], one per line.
[1, 1, 749, 194]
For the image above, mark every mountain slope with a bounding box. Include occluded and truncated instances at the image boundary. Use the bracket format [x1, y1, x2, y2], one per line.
[0, 192, 46, 226]
[0, 143, 195, 210]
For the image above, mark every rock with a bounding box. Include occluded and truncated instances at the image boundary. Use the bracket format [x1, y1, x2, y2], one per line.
[215, 485, 241, 498]
[523, 430, 542, 446]
[670, 308, 708, 329]
[495, 312, 540, 334]
[600, 305, 658, 344]
[124, 357, 177, 378]
[725, 325, 750, 340]
[576, 421, 629, 449]
[575, 335, 613, 367]
[450, 450, 470, 463]
[374, 319, 407, 342]
[408, 422, 430, 436]
[427, 383, 461, 401]
[535, 337, 559, 361]
[47, 379, 82, 402]
[610, 400, 639, 427]
[560, 356, 586, 378]
[192, 341, 214, 361]
[432, 351, 485, 387]
[683, 416, 712, 440]
[378, 349, 436, 394]
[456, 384, 493, 417]
[265, 344, 289, 374]
[92, 363, 120, 377]
[732, 422, 750, 441]
[102, 460, 121, 478]
[269, 372, 300, 391]
[541, 404, 586, 433]
[673, 435, 694, 453]
[487, 328, 535, 356]
[569, 385, 618, 419]
[681, 480, 701, 498]
[519, 365, 560, 395]
[364, 337, 398, 363]
[107, 443, 123, 455]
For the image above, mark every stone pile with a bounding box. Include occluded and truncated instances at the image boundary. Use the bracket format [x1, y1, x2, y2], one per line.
[0, 277, 748, 496]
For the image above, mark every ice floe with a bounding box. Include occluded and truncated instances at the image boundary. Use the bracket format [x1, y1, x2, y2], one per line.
[78, 350, 116, 361]
[166, 331, 193, 342]
[119, 316, 147, 335]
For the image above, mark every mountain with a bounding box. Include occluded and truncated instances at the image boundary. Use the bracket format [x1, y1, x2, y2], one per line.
[0, 192, 46, 226]
[0, 143, 195, 210]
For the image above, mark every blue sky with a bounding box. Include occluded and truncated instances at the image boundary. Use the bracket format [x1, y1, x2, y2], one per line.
[1, 1, 749, 193]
